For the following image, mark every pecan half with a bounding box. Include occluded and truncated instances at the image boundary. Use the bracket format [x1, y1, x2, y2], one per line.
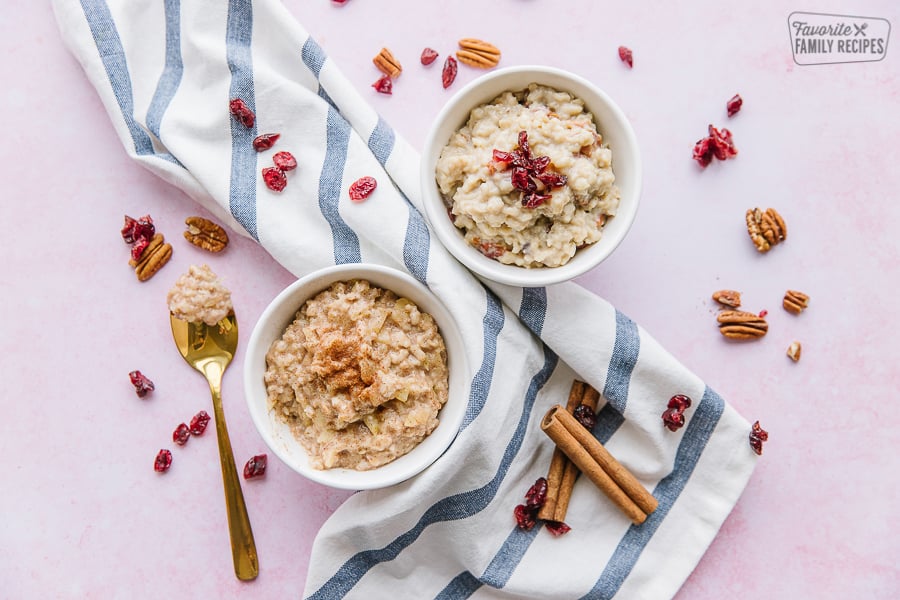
[787, 341, 802, 362]
[129, 233, 173, 281]
[717, 310, 768, 340]
[373, 47, 402, 78]
[783, 289, 809, 314]
[712, 289, 742, 308]
[456, 38, 501, 69]
[746, 207, 787, 252]
[184, 216, 229, 253]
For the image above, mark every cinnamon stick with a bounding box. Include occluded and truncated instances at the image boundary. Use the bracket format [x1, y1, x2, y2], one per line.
[556, 384, 600, 521]
[541, 404, 658, 524]
[537, 381, 585, 521]
[538, 381, 600, 522]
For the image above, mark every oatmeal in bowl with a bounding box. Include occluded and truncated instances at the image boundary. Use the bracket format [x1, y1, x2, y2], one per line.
[244, 264, 467, 490]
[422, 66, 641, 286]
[436, 84, 620, 269]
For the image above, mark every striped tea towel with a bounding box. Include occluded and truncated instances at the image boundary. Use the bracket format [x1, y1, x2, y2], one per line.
[52, 1, 759, 597]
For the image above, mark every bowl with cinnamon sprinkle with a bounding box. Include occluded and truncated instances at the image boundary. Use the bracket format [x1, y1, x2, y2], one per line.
[421, 66, 642, 286]
[244, 263, 469, 490]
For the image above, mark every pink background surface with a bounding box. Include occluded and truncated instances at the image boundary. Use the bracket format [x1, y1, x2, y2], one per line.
[3, 0, 899, 597]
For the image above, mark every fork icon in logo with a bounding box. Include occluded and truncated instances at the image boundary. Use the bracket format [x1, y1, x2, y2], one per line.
[854, 22, 868, 36]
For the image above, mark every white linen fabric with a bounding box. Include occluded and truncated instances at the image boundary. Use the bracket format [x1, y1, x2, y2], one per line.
[52, 1, 758, 598]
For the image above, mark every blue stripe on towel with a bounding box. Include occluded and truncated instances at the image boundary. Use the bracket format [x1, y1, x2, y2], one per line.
[581, 386, 726, 600]
[449, 307, 642, 593]
[308, 338, 558, 599]
[301, 37, 338, 109]
[434, 571, 482, 600]
[225, 0, 258, 240]
[145, 0, 183, 155]
[478, 524, 541, 589]
[518, 288, 547, 336]
[368, 117, 395, 166]
[318, 108, 361, 264]
[593, 310, 640, 443]
[78, 0, 177, 164]
[301, 37, 327, 76]
[402, 200, 430, 283]
[461, 288, 504, 430]
[364, 117, 431, 282]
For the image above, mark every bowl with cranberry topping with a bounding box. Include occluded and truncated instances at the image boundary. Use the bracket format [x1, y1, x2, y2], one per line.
[244, 264, 468, 490]
[421, 66, 641, 286]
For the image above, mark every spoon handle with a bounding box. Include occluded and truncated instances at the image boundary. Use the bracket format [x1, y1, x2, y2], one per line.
[209, 380, 259, 581]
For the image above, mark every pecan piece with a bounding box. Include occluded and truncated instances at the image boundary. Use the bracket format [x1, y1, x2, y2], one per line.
[128, 233, 173, 281]
[456, 38, 501, 69]
[787, 341, 802, 362]
[783, 289, 809, 314]
[184, 216, 229, 253]
[712, 289, 742, 308]
[717, 310, 768, 340]
[746, 207, 787, 252]
[373, 47, 402, 78]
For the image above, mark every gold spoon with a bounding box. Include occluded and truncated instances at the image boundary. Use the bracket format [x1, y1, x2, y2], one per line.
[170, 312, 259, 581]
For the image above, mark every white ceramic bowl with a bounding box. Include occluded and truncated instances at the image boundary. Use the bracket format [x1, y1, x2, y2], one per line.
[244, 264, 468, 490]
[421, 65, 642, 287]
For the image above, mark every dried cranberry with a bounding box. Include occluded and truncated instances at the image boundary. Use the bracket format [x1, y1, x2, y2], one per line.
[536, 171, 567, 188]
[243, 454, 268, 479]
[709, 126, 737, 160]
[332, 0, 349, 4]
[573, 404, 597, 430]
[693, 124, 737, 168]
[130, 236, 151, 261]
[349, 176, 378, 201]
[273, 151, 297, 172]
[189, 410, 211, 436]
[129, 370, 155, 398]
[545, 521, 572, 536]
[662, 394, 692, 432]
[524, 477, 548, 509]
[618, 46, 633, 68]
[121, 215, 138, 243]
[514, 503, 538, 531]
[668, 394, 692, 412]
[749, 421, 768, 455]
[727, 94, 743, 117]
[262, 166, 287, 192]
[692, 138, 714, 168]
[442, 56, 458, 89]
[511, 166, 535, 192]
[662, 408, 686, 431]
[252, 133, 280, 151]
[522, 192, 551, 208]
[492, 149, 514, 164]
[229, 98, 255, 128]
[514, 477, 549, 531]
[758, 309, 768, 318]
[516, 131, 531, 157]
[154, 449, 173, 473]
[121, 214, 155, 244]
[372, 75, 393, 95]
[493, 131, 566, 209]
[173, 423, 190, 445]
[420, 47, 439, 65]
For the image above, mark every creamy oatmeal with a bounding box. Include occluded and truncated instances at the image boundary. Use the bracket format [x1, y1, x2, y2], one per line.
[435, 83, 620, 268]
[264, 279, 449, 471]
[166, 264, 233, 325]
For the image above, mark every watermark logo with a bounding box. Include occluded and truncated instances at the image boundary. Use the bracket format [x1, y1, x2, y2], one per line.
[789, 12, 890, 65]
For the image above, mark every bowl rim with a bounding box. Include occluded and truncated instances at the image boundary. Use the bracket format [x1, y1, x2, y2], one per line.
[420, 64, 642, 287]
[243, 263, 468, 490]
